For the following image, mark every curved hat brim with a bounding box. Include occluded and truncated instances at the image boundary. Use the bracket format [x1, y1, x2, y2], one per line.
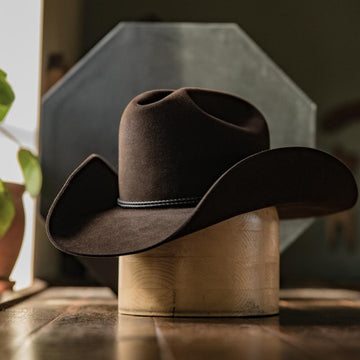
[46, 147, 357, 257]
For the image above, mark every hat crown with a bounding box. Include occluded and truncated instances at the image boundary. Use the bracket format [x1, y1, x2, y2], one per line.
[118, 88, 269, 205]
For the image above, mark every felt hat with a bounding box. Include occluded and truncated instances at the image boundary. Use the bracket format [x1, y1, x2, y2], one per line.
[46, 88, 358, 257]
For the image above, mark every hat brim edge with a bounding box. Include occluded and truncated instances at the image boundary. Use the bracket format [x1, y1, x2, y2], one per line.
[46, 148, 358, 257]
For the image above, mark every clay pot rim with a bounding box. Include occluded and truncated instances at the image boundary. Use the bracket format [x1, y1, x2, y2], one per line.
[4, 182, 26, 196]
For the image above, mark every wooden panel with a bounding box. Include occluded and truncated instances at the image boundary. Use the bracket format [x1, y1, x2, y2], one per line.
[1, 287, 360, 360]
[154, 317, 306, 360]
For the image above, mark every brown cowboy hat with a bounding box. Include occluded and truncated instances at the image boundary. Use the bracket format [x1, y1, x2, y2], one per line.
[46, 88, 358, 257]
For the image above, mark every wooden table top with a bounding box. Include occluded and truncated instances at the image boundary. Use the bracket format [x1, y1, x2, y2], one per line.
[1, 287, 360, 360]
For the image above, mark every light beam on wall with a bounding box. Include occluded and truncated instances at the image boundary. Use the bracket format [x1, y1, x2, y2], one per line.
[0, 0, 43, 290]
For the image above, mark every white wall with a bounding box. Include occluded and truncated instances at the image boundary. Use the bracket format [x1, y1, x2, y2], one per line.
[0, 0, 43, 290]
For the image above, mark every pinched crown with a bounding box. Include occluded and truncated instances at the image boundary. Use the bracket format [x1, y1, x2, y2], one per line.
[118, 88, 269, 207]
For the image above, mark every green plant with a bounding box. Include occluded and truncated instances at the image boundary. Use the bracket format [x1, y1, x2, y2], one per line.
[0, 69, 42, 237]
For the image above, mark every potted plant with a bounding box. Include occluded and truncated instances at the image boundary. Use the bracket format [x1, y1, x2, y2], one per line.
[0, 69, 42, 292]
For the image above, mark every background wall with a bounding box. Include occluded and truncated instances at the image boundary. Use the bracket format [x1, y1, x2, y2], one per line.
[82, 0, 360, 119]
[41, 0, 83, 93]
[40, 0, 360, 286]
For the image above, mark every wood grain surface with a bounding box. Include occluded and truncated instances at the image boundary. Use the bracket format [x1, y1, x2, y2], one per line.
[1, 287, 360, 359]
[119, 207, 279, 316]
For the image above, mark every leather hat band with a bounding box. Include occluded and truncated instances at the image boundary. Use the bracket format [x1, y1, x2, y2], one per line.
[117, 196, 202, 208]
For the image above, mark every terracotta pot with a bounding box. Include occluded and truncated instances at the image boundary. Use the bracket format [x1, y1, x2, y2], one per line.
[0, 182, 25, 292]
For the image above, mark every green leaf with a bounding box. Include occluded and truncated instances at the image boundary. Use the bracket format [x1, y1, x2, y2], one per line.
[0, 179, 15, 238]
[18, 148, 42, 197]
[0, 69, 15, 123]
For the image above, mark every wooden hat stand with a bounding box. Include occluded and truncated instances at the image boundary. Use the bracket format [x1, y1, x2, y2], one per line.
[118, 207, 279, 317]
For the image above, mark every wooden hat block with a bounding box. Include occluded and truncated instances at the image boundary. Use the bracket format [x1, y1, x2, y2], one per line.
[118, 206, 279, 317]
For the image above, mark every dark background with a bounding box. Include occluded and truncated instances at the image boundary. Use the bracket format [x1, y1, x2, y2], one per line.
[40, 0, 360, 287]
